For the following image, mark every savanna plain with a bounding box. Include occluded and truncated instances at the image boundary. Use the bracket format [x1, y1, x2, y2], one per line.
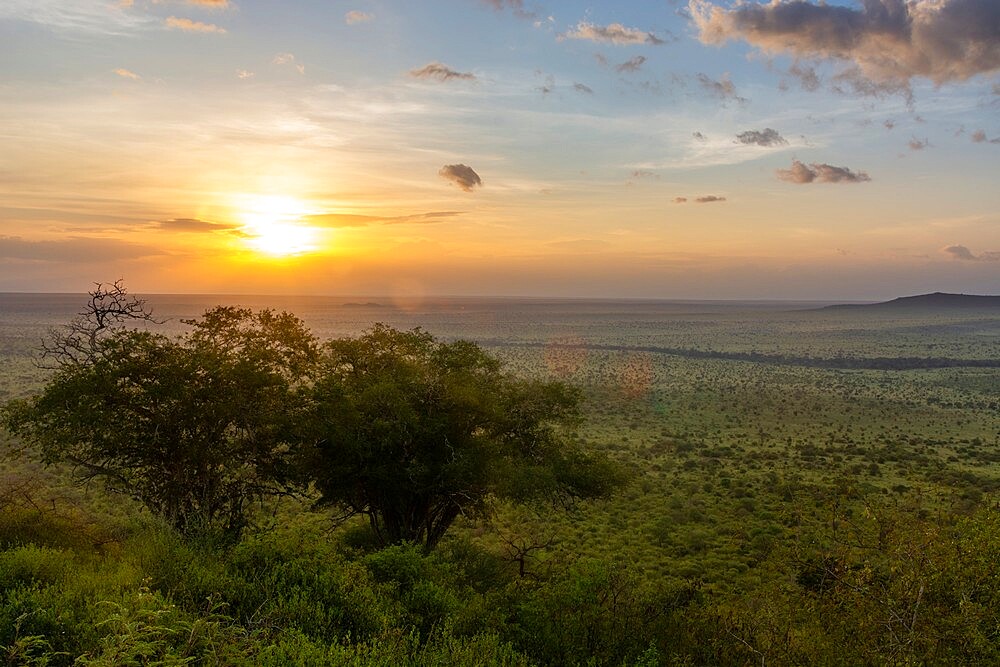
[1, 292, 999, 665]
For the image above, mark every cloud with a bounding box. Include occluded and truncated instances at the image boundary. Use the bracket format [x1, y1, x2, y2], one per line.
[545, 239, 610, 251]
[630, 169, 658, 180]
[0, 1, 154, 35]
[345, 10, 373, 24]
[305, 211, 463, 227]
[439, 164, 482, 192]
[735, 128, 787, 147]
[776, 159, 871, 184]
[166, 0, 230, 6]
[942, 245, 1000, 261]
[616, 56, 647, 73]
[113, 68, 141, 80]
[788, 62, 821, 91]
[830, 66, 913, 102]
[692, 131, 707, 141]
[409, 62, 476, 82]
[908, 137, 929, 151]
[697, 73, 746, 103]
[689, 0, 1000, 87]
[273, 52, 305, 74]
[165, 16, 226, 33]
[236, 69, 254, 79]
[481, 0, 536, 20]
[156, 218, 237, 233]
[0, 236, 163, 262]
[573, 82, 593, 94]
[151, 0, 230, 5]
[970, 129, 1000, 143]
[673, 197, 688, 203]
[561, 21, 664, 45]
[694, 195, 726, 203]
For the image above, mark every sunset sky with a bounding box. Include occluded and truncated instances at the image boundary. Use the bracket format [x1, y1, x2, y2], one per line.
[1, 0, 998, 299]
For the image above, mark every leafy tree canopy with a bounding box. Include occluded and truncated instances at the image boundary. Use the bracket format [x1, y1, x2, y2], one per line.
[3, 285, 317, 538]
[305, 324, 623, 552]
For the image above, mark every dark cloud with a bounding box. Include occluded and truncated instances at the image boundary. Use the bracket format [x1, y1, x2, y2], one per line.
[439, 164, 482, 192]
[629, 169, 658, 180]
[908, 137, 929, 151]
[673, 197, 688, 203]
[616, 56, 647, 73]
[0, 236, 163, 262]
[573, 82, 594, 94]
[830, 67, 913, 104]
[561, 21, 665, 45]
[692, 131, 707, 141]
[695, 195, 726, 203]
[788, 62, 821, 91]
[697, 73, 747, 103]
[884, 119, 896, 130]
[157, 218, 237, 232]
[776, 159, 871, 184]
[481, 0, 536, 20]
[942, 245, 1000, 261]
[535, 71, 555, 95]
[691, 0, 1000, 86]
[306, 211, 463, 228]
[409, 62, 476, 82]
[735, 128, 788, 147]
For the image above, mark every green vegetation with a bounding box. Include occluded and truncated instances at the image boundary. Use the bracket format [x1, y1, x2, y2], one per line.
[306, 324, 620, 552]
[1, 290, 999, 665]
[5, 295, 318, 539]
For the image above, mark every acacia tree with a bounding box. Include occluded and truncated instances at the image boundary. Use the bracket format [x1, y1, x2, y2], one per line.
[3, 285, 317, 538]
[37, 278, 161, 369]
[304, 324, 622, 552]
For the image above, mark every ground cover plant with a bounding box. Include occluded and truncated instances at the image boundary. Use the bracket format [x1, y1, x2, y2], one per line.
[1, 290, 998, 665]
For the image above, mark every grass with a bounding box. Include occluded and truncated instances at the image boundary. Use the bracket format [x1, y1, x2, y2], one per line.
[1, 297, 999, 664]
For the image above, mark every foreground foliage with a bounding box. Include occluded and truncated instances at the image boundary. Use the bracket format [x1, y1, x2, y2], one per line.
[2, 291, 999, 664]
[4, 302, 317, 538]
[0, 490, 998, 666]
[3, 285, 618, 547]
[306, 324, 622, 551]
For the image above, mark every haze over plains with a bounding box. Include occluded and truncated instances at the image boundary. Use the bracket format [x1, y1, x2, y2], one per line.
[1, 0, 998, 299]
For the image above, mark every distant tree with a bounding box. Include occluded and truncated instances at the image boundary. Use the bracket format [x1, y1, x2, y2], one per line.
[3, 283, 317, 538]
[304, 324, 623, 552]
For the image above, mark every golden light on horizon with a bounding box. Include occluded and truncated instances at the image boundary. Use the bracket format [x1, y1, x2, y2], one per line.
[237, 194, 321, 257]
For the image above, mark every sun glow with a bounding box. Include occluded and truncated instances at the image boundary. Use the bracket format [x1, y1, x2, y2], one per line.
[238, 194, 320, 257]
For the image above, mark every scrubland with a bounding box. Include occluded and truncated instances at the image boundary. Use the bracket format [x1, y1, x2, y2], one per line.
[1, 296, 998, 665]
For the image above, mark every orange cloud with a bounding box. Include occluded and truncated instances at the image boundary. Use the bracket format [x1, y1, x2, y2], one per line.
[165, 16, 226, 33]
[113, 68, 141, 80]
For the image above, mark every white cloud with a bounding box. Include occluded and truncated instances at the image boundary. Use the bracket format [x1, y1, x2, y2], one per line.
[561, 21, 664, 45]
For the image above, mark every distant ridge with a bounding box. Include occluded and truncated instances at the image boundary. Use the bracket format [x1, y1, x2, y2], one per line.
[823, 292, 1000, 311]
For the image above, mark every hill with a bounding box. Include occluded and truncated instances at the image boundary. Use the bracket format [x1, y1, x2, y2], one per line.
[823, 292, 1000, 311]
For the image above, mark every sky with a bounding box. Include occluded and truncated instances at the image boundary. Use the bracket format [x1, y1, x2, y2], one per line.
[0, 0, 998, 299]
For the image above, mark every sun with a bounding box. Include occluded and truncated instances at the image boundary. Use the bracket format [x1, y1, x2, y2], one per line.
[238, 194, 320, 257]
